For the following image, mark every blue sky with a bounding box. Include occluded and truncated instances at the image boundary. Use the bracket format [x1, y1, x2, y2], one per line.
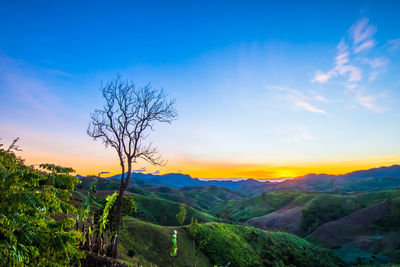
[1, 1, 400, 178]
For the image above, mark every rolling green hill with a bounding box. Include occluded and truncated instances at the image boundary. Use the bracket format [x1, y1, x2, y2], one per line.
[119, 217, 213, 267]
[212, 190, 313, 222]
[76, 176, 400, 265]
[131, 194, 217, 226]
[185, 222, 343, 267]
[150, 185, 245, 211]
[117, 217, 343, 267]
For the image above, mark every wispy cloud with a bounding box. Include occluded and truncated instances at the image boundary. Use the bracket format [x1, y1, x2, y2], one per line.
[350, 18, 377, 53]
[360, 57, 389, 81]
[268, 86, 327, 114]
[355, 92, 383, 112]
[387, 38, 400, 52]
[133, 167, 146, 173]
[295, 101, 326, 114]
[311, 18, 381, 86]
[150, 170, 161, 175]
[313, 94, 329, 103]
[310, 17, 392, 113]
[311, 70, 334, 83]
[311, 38, 362, 85]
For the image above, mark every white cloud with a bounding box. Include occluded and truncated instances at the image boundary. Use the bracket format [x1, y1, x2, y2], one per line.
[295, 100, 326, 114]
[313, 95, 329, 103]
[309, 17, 391, 114]
[355, 92, 383, 112]
[354, 40, 376, 53]
[269, 86, 328, 115]
[350, 18, 377, 53]
[151, 170, 161, 175]
[334, 39, 362, 82]
[387, 38, 400, 52]
[336, 64, 362, 82]
[312, 38, 362, 85]
[363, 57, 389, 69]
[133, 167, 146, 173]
[360, 57, 389, 81]
[311, 70, 334, 83]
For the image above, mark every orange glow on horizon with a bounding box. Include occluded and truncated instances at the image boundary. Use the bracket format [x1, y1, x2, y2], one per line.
[17, 149, 400, 179]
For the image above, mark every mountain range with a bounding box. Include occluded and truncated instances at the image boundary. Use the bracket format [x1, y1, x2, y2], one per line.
[78, 164, 400, 194]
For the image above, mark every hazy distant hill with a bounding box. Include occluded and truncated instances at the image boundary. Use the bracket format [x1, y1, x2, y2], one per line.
[104, 172, 268, 193]
[268, 165, 400, 192]
[82, 164, 400, 194]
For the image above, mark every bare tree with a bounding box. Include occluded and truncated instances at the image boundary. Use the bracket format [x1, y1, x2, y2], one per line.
[87, 76, 177, 258]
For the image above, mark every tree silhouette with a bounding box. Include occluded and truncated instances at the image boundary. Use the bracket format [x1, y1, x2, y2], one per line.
[87, 76, 177, 257]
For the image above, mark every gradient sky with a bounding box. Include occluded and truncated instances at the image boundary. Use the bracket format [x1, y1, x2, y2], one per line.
[1, 0, 400, 179]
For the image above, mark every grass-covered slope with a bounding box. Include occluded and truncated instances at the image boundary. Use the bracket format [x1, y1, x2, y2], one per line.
[132, 194, 217, 226]
[180, 186, 244, 210]
[212, 190, 306, 222]
[119, 217, 213, 267]
[214, 190, 400, 236]
[186, 222, 343, 267]
[308, 200, 400, 264]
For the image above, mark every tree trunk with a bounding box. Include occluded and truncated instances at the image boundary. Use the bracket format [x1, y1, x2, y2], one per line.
[110, 182, 126, 258]
[111, 164, 131, 258]
[193, 239, 197, 267]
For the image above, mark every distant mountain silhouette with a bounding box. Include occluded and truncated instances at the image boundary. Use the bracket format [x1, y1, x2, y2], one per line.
[104, 172, 269, 192]
[77, 164, 400, 193]
[267, 164, 400, 192]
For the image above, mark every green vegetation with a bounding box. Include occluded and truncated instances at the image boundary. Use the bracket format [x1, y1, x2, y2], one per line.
[188, 222, 342, 267]
[176, 186, 245, 211]
[131, 194, 217, 226]
[170, 230, 178, 267]
[98, 192, 118, 239]
[0, 142, 83, 266]
[372, 197, 400, 231]
[119, 217, 213, 267]
[212, 191, 312, 222]
[3, 139, 400, 266]
[176, 204, 187, 226]
[301, 194, 362, 235]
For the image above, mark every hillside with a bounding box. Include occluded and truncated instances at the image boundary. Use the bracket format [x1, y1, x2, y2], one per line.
[118, 217, 213, 267]
[117, 217, 343, 267]
[309, 200, 400, 264]
[78, 164, 400, 195]
[149, 185, 245, 211]
[212, 191, 312, 222]
[132, 194, 217, 225]
[268, 165, 400, 193]
[186, 222, 342, 267]
[75, 173, 400, 265]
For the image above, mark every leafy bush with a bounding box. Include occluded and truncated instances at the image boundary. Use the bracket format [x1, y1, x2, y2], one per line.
[0, 143, 84, 266]
[127, 247, 136, 257]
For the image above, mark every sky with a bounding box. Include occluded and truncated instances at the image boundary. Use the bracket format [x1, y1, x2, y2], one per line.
[1, 0, 400, 179]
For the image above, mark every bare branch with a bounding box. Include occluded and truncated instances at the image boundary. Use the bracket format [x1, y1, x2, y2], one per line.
[7, 137, 22, 152]
[87, 75, 177, 257]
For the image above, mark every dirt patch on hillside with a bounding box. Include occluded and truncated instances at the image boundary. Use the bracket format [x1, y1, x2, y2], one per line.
[309, 201, 400, 263]
[245, 202, 303, 235]
[310, 201, 392, 247]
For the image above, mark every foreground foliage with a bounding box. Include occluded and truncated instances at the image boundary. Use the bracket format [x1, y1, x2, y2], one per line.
[0, 143, 83, 266]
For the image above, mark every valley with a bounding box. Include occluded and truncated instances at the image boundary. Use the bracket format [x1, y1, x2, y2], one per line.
[76, 165, 400, 266]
